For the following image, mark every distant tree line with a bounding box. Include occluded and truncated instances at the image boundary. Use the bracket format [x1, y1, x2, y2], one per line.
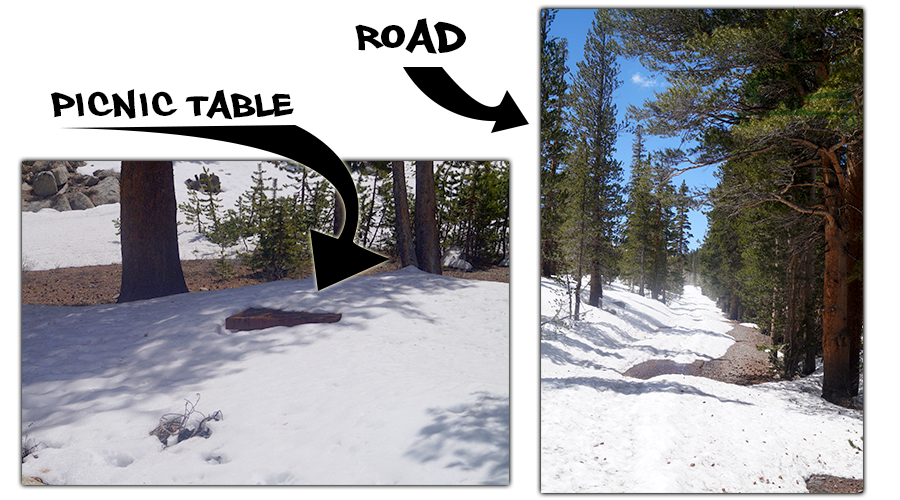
[118, 159, 509, 301]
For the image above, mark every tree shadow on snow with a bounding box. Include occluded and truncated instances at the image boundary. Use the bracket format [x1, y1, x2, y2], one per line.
[21, 269, 503, 432]
[541, 341, 623, 372]
[541, 375, 754, 407]
[404, 391, 509, 485]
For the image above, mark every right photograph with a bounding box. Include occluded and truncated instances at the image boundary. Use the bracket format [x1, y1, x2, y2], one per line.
[540, 8, 863, 493]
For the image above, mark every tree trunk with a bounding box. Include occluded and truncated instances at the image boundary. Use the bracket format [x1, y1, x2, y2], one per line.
[820, 144, 862, 404]
[729, 293, 741, 321]
[362, 168, 379, 246]
[391, 161, 417, 268]
[801, 248, 817, 376]
[573, 277, 582, 319]
[118, 161, 188, 303]
[414, 161, 442, 274]
[588, 262, 602, 308]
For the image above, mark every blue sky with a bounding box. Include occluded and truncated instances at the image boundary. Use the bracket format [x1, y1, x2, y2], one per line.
[548, 8, 715, 250]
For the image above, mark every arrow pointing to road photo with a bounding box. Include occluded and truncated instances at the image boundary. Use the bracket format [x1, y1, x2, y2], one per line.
[83, 125, 388, 290]
[404, 67, 528, 132]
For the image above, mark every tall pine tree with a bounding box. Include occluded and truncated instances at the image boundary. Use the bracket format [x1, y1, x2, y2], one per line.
[541, 9, 571, 277]
[565, 10, 625, 309]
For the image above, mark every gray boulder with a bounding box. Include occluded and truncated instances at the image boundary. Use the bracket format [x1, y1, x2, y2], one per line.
[51, 165, 69, 187]
[68, 191, 96, 211]
[87, 176, 120, 206]
[442, 247, 474, 271]
[22, 199, 53, 212]
[93, 169, 119, 180]
[32, 171, 59, 197]
[52, 194, 72, 212]
[27, 161, 53, 174]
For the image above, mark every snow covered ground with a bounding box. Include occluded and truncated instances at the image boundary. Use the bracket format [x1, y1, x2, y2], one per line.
[541, 278, 863, 493]
[20, 161, 509, 485]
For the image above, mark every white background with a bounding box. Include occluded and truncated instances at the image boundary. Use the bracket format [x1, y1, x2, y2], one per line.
[3, 0, 894, 497]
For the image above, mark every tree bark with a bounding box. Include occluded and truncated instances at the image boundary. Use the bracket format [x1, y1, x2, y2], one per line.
[820, 143, 862, 404]
[588, 263, 602, 308]
[118, 161, 188, 303]
[414, 161, 442, 274]
[391, 161, 417, 268]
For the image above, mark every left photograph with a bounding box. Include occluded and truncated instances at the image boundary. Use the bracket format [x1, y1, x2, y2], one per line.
[21, 160, 510, 485]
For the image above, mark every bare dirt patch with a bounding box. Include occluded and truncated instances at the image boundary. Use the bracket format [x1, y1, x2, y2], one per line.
[21, 260, 508, 307]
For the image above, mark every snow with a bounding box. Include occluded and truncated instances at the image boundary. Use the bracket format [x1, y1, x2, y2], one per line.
[21, 161, 509, 485]
[541, 278, 862, 493]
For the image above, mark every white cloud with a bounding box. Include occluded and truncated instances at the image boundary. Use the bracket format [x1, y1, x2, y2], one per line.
[631, 72, 661, 88]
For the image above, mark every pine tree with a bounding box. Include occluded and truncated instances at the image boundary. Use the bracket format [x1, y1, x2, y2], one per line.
[621, 126, 654, 295]
[541, 9, 571, 277]
[564, 10, 625, 309]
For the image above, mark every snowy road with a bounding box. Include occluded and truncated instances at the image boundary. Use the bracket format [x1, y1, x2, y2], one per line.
[540, 279, 862, 493]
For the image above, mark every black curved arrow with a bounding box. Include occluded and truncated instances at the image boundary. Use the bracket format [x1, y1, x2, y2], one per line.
[404, 67, 528, 132]
[81, 125, 388, 290]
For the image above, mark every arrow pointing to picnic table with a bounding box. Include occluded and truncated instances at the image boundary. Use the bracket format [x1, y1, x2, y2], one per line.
[82, 125, 388, 290]
[404, 67, 528, 132]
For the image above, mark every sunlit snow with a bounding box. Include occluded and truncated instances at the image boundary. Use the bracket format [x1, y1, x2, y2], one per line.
[541, 278, 862, 493]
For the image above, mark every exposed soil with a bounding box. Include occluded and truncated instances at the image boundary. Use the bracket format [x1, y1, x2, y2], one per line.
[805, 474, 863, 494]
[21, 259, 509, 307]
[622, 322, 779, 386]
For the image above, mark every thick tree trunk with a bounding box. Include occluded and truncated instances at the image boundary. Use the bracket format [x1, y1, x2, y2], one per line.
[118, 161, 188, 303]
[729, 293, 741, 321]
[821, 214, 852, 403]
[820, 144, 862, 404]
[414, 161, 442, 275]
[391, 161, 417, 268]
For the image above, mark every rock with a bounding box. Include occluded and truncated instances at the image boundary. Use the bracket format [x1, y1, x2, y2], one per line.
[52, 194, 72, 212]
[84, 175, 100, 187]
[88, 176, 120, 205]
[68, 191, 96, 211]
[442, 247, 473, 271]
[28, 161, 53, 174]
[499, 256, 510, 267]
[185, 172, 221, 193]
[93, 169, 119, 180]
[51, 165, 69, 187]
[32, 171, 59, 197]
[22, 199, 53, 212]
[22, 476, 47, 485]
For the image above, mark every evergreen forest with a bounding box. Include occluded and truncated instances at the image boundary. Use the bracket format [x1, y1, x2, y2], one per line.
[541, 8, 862, 406]
[179, 160, 510, 281]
